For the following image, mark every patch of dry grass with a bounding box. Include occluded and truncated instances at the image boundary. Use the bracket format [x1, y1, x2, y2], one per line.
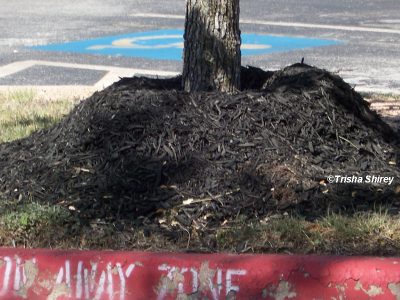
[216, 210, 400, 255]
[361, 92, 400, 102]
[0, 89, 75, 143]
[1, 199, 399, 255]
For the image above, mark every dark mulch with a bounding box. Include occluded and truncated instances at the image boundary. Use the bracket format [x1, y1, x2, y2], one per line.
[1, 63, 400, 229]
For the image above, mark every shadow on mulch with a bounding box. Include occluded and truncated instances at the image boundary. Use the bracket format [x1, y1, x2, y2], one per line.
[0, 63, 400, 236]
[383, 116, 400, 135]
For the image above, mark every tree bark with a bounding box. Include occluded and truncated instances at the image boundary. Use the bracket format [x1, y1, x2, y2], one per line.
[182, 0, 241, 93]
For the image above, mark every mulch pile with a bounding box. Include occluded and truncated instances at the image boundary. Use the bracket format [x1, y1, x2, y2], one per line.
[1, 64, 400, 227]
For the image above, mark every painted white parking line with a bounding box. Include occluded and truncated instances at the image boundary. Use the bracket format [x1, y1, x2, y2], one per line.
[18, 60, 179, 76]
[130, 13, 400, 35]
[93, 69, 169, 90]
[0, 61, 37, 78]
[1, 60, 400, 96]
[0, 60, 180, 90]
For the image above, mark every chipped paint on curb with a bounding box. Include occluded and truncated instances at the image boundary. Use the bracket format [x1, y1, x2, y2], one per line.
[389, 282, 400, 300]
[15, 259, 38, 298]
[354, 281, 383, 297]
[265, 280, 297, 300]
[0, 248, 399, 299]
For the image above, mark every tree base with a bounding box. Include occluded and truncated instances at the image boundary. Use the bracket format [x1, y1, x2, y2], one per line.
[182, 0, 241, 92]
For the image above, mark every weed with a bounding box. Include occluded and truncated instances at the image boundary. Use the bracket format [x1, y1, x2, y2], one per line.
[0, 202, 77, 248]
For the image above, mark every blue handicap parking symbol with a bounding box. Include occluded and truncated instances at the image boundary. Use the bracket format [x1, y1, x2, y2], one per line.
[32, 29, 339, 60]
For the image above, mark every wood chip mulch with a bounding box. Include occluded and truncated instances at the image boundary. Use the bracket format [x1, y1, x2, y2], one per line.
[1, 64, 399, 229]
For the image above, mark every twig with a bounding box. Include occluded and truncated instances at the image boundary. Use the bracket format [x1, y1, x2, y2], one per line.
[180, 188, 240, 206]
[339, 136, 359, 149]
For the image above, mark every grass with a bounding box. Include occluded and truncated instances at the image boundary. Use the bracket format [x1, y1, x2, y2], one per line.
[1, 199, 399, 255]
[0, 90, 399, 254]
[0, 201, 77, 248]
[0, 89, 75, 143]
[0, 200, 180, 251]
[215, 210, 400, 255]
[360, 92, 400, 102]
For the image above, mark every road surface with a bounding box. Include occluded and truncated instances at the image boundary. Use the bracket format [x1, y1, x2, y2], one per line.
[0, 0, 400, 97]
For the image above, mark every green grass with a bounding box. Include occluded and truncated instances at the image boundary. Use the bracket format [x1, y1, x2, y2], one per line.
[0, 200, 179, 250]
[0, 201, 77, 248]
[0, 89, 74, 143]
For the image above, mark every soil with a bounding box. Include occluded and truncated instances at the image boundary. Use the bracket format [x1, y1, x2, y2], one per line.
[1, 63, 400, 232]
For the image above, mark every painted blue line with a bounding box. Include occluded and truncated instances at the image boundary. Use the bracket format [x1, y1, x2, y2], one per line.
[32, 29, 340, 60]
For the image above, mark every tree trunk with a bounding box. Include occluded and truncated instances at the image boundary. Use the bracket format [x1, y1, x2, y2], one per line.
[182, 0, 241, 93]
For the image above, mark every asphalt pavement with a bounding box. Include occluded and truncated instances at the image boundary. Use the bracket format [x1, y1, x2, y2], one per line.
[1, 0, 400, 97]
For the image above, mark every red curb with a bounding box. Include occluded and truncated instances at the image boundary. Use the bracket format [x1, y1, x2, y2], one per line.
[0, 248, 399, 299]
